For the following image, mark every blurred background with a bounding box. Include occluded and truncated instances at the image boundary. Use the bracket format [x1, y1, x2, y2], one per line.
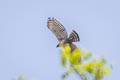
[0, 0, 120, 80]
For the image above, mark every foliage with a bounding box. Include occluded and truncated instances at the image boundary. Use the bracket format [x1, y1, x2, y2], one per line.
[12, 75, 36, 80]
[12, 44, 112, 80]
[12, 75, 25, 80]
[60, 44, 112, 80]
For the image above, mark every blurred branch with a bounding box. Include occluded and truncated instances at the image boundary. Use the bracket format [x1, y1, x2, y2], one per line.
[73, 65, 87, 80]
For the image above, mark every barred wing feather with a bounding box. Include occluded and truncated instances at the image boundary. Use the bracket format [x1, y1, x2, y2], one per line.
[47, 18, 68, 41]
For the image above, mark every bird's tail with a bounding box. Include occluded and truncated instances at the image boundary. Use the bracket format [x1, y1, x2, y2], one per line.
[68, 30, 80, 42]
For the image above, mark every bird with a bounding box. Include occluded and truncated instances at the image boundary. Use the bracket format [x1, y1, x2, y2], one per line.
[47, 17, 80, 53]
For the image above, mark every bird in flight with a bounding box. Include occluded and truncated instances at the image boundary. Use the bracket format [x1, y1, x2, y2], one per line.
[47, 17, 80, 53]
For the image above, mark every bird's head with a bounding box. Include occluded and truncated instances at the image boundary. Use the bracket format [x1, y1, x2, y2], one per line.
[56, 40, 65, 48]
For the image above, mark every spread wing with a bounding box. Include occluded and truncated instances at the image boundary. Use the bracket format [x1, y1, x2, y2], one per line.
[47, 17, 68, 41]
[68, 30, 80, 42]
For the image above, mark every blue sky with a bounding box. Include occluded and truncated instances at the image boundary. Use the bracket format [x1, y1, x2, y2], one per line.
[0, 0, 120, 80]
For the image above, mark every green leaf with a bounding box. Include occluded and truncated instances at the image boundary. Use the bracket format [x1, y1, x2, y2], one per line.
[18, 75, 24, 80]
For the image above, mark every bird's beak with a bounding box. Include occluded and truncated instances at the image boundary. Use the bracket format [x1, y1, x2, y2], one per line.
[56, 44, 59, 48]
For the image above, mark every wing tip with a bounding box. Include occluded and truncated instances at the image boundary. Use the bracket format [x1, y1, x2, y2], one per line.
[48, 17, 55, 20]
[47, 17, 55, 28]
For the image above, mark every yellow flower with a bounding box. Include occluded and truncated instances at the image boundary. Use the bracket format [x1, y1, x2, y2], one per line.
[84, 52, 92, 59]
[60, 44, 112, 80]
